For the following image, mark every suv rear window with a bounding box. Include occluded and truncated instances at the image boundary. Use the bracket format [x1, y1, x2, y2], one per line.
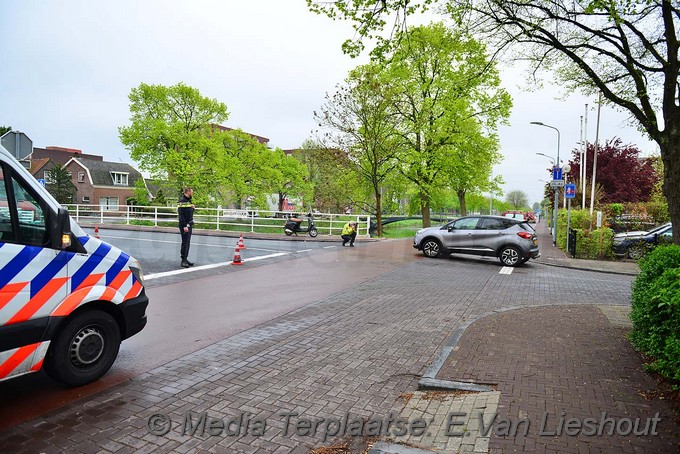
[518, 222, 535, 232]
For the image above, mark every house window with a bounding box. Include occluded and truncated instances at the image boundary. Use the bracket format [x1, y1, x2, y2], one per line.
[100, 197, 119, 211]
[82, 196, 90, 203]
[78, 172, 85, 183]
[111, 172, 128, 186]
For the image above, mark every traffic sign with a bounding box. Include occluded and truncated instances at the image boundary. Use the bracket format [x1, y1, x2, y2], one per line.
[550, 180, 565, 188]
[552, 166, 562, 181]
[565, 183, 576, 199]
[1, 131, 33, 159]
[37, 178, 46, 187]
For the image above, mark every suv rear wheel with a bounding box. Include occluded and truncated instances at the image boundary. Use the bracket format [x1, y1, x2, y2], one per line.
[421, 239, 442, 258]
[499, 246, 523, 267]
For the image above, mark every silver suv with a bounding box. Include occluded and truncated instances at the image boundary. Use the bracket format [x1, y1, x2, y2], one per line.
[413, 215, 540, 266]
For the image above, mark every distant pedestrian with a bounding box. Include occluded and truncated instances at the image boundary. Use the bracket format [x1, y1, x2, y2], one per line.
[341, 221, 357, 247]
[178, 187, 195, 268]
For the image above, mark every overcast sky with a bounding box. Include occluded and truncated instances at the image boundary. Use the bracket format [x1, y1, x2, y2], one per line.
[0, 0, 658, 206]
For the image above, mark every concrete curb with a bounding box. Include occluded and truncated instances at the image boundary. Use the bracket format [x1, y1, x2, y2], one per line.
[533, 259, 639, 276]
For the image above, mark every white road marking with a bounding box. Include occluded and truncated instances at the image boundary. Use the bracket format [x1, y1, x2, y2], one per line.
[145, 252, 289, 280]
[323, 245, 337, 249]
[499, 267, 514, 275]
[297, 249, 312, 253]
[94, 234, 287, 252]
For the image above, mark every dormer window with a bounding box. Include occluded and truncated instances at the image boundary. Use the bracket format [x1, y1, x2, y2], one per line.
[111, 172, 129, 186]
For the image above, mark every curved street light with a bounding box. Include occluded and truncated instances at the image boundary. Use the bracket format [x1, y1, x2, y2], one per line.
[535, 152, 555, 164]
[531, 121, 561, 246]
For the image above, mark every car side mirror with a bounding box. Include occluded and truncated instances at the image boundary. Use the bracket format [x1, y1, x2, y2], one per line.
[447, 226, 453, 232]
[51, 207, 72, 249]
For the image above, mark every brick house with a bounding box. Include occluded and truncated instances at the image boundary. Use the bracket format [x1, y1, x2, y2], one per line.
[29, 158, 78, 203]
[64, 158, 145, 210]
[30, 146, 104, 164]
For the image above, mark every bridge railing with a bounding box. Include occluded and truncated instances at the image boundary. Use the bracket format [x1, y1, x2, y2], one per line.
[61, 204, 372, 237]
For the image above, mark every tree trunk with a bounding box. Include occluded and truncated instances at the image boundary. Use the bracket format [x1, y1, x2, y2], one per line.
[278, 192, 284, 212]
[457, 189, 467, 216]
[660, 139, 680, 244]
[420, 192, 431, 227]
[375, 190, 383, 237]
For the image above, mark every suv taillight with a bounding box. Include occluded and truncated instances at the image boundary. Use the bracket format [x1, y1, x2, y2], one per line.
[517, 231, 533, 240]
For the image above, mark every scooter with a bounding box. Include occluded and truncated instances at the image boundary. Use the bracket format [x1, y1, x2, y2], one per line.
[284, 213, 318, 237]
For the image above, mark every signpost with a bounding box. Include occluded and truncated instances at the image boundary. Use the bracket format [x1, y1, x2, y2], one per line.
[549, 166, 564, 246]
[0, 131, 33, 160]
[565, 183, 576, 253]
[552, 166, 563, 181]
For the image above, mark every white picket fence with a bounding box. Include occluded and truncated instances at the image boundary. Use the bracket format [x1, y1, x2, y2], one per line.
[62, 204, 372, 237]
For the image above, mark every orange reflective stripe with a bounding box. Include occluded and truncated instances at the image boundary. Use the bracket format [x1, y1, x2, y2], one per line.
[30, 359, 44, 372]
[0, 343, 39, 378]
[74, 273, 104, 292]
[7, 277, 69, 324]
[51, 287, 92, 317]
[100, 271, 131, 302]
[123, 280, 142, 301]
[0, 282, 29, 311]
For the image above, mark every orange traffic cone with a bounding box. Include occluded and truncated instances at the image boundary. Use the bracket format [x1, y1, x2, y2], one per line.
[94, 226, 100, 239]
[231, 244, 244, 265]
[237, 233, 246, 250]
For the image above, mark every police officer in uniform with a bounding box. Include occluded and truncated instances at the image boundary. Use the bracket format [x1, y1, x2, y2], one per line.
[178, 187, 195, 268]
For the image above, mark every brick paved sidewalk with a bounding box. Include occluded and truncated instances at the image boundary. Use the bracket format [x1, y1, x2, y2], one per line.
[436, 305, 680, 453]
[0, 251, 644, 454]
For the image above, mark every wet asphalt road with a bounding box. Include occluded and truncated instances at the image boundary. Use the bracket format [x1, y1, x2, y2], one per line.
[85, 228, 335, 276]
[0, 234, 417, 431]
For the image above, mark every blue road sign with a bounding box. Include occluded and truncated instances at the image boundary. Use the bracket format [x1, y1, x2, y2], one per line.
[552, 166, 562, 181]
[565, 183, 576, 199]
[37, 178, 46, 187]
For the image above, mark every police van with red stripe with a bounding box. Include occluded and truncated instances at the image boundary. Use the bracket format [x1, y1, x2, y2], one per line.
[0, 143, 148, 386]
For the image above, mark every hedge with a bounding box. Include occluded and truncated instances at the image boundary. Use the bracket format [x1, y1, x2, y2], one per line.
[629, 244, 680, 383]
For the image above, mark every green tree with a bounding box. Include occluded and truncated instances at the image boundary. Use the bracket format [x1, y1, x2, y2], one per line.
[505, 190, 529, 210]
[131, 179, 150, 206]
[315, 63, 401, 235]
[214, 129, 294, 209]
[294, 140, 361, 213]
[268, 149, 310, 212]
[154, 188, 168, 206]
[385, 23, 510, 226]
[45, 163, 75, 204]
[118, 82, 229, 204]
[0, 126, 11, 136]
[308, 0, 680, 244]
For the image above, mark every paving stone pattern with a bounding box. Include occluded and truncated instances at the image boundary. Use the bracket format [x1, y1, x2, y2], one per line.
[0, 259, 637, 453]
[436, 305, 680, 453]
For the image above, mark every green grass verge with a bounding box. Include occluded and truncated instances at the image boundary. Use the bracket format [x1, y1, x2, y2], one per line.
[381, 219, 427, 238]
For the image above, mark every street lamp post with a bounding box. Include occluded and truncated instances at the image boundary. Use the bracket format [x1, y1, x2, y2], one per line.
[531, 121, 561, 246]
[535, 152, 555, 165]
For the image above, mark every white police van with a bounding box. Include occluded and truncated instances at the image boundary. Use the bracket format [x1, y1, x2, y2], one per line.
[0, 143, 148, 386]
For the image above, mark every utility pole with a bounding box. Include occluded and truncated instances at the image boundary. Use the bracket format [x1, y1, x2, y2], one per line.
[579, 115, 583, 207]
[590, 95, 602, 215]
[583, 104, 588, 210]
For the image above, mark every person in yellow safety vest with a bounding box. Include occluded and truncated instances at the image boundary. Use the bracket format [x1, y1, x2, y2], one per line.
[341, 221, 357, 247]
[177, 187, 195, 268]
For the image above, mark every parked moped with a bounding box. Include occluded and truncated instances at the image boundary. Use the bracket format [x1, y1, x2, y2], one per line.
[284, 213, 318, 237]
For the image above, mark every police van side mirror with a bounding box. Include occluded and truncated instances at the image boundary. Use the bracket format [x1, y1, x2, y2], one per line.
[52, 207, 72, 249]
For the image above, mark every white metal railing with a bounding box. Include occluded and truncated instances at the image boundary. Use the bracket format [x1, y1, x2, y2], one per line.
[61, 204, 372, 237]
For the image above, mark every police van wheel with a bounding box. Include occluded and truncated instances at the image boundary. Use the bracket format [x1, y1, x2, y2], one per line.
[44, 310, 121, 387]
